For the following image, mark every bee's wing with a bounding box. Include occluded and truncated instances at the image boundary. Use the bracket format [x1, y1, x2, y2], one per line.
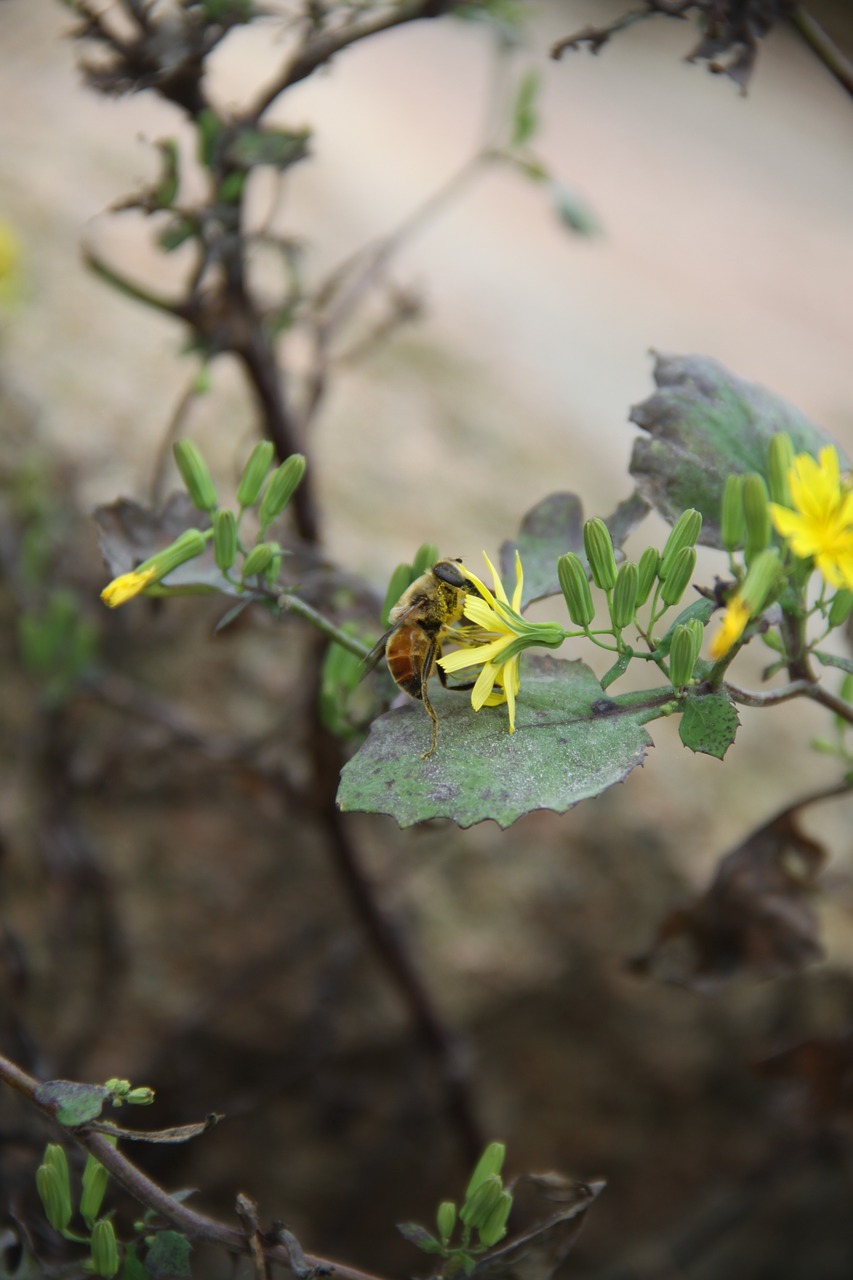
[362, 629, 392, 676]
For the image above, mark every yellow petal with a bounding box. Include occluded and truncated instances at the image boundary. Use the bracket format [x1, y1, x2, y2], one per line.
[439, 635, 513, 672]
[471, 662, 500, 710]
[463, 596, 506, 633]
[481, 551, 508, 606]
[100, 567, 158, 608]
[511, 550, 524, 613]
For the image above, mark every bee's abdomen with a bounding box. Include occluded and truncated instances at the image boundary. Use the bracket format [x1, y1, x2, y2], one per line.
[386, 626, 433, 700]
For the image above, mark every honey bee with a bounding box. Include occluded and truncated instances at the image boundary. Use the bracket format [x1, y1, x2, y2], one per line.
[373, 559, 483, 759]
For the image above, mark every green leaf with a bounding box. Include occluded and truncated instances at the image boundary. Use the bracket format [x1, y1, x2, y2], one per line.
[226, 128, 311, 171]
[679, 688, 739, 759]
[145, 1232, 192, 1279]
[34, 1081, 109, 1126]
[119, 1245, 150, 1280]
[338, 655, 663, 829]
[630, 354, 845, 547]
[499, 493, 585, 608]
[511, 70, 540, 148]
[655, 597, 715, 658]
[551, 180, 602, 237]
[812, 650, 853, 678]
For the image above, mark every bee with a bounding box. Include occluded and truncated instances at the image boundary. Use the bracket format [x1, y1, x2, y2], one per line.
[372, 559, 483, 759]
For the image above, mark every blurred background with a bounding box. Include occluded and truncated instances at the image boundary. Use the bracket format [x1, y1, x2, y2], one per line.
[2, 1, 853, 1277]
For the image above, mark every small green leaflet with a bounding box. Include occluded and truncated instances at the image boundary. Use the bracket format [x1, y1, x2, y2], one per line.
[679, 688, 739, 759]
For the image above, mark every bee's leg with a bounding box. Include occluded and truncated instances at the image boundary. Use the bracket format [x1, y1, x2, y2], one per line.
[419, 637, 443, 759]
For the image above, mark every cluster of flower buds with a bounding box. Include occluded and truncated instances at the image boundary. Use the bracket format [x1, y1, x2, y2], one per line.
[101, 440, 306, 608]
[558, 510, 702, 636]
[35, 1141, 120, 1277]
[401, 1141, 513, 1264]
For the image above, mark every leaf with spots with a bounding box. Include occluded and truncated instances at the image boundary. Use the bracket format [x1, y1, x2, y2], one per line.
[679, 687, 739, 759]
[338, 654, 673, 829]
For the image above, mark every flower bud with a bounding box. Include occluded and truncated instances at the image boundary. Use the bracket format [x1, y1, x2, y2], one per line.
[263, 541, 283, 586]
[720, 475, 746, 553]
[465, 1143, 506, 1201]
[460, 1175, 503, 1229]
[558, 553, 594, 627]
[141, 529, 207, 580]
[659, 546, 696, 606]
[126, 1087, 155, 1106]
[636, 546, 660, 606]
[659, 509, 702, 581]
[104, 1079, 130, 1099]
[742, 473, 771, 558]
[81, 1155, 110, 1227]
[583, 519, 617, 591]
[478, 1190, 512, 1248]
[828, 589, 853, 629]
[242, 542, 275, 579]
[36, 1147, 72, 1232]
[258, 454, 306, 529]
[173, 440, 218, 512]
[610, 562, 638, 630]
[90, 1218, 120, 1279]
[767, 432, 794, 507]
[237, 441, 275, 508]
[669, 622, 702, 689]
[740, 547, 781, 614]
[436, 1201, 457, 1246]
[213, 509, 238, 571]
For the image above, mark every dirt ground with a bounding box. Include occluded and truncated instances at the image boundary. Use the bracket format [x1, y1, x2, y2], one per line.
[2, 2, 853, 1278]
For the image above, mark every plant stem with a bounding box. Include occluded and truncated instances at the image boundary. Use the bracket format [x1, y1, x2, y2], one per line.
[277, 593, 373, 659]
[791, 6, 853, 101]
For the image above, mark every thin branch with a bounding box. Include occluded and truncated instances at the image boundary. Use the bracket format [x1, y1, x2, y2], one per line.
[0, 1051, 387, 1280]
[791, 6, 853, 101]
[724, 678, 813, 708]
[551, 1, 695, 60]
[245, 0, 458, 124]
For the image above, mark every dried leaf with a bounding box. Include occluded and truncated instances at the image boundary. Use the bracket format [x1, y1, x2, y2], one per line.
[89, 1113, 221, 1143]
[468, 1176, 604, 1280]
[632, 808, 826, 991]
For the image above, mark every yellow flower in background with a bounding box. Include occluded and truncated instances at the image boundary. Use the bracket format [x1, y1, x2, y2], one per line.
[708, 595, 750, 661]
[101, 566, 158, 608]
[0, 221, 22, 305]
[769, 446, 853, 589]
[439, 551, 563, 734]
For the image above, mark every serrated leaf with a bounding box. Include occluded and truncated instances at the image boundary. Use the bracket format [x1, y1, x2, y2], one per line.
[338, 655, 666, 829]
[34, 1080, 108, 1126]
[629, 354, 845, 546]
[679, 688, 739, 759]
[396, 1223, 442, 1253]
[145, 1232, 192, 1279]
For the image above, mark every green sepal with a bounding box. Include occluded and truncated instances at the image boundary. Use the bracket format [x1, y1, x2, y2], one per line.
[610, 561, 638, 629]
[465, 1143, 506, 1201]
[558, 553, 595, 626]
[828, 589, 853, 629]
[659, 509, 701, 581]
[583, 518, 617, 590]
[659, 546, 696, 607]
[477, 1189, 512, 1248]
[241, 543, 274, 579]
[766, 432, 794, 506]
[173, 440, 218, 512]
[213, 509, 237, 572]
[258, 454, 306, 529]
[436, 1200, 457, 1246]
[742, 473, 771, 559]
[720, 474, 745, 552]
[236, 441, 275, 508]
[636, 546, 660, 605]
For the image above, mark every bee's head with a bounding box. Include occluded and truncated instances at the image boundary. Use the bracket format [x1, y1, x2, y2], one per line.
[433, 559, 482, 597]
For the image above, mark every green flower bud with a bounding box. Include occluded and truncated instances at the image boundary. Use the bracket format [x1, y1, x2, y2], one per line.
[659, 546, 696, 607]
[258, 454, 306, 529]
[141, 529, 207, 580]
[91, 1218, 120, 1279]
[720, 475, 746, 553]
[669, 622, 702, 689]
[465, 1142, 505, 1201]
[104, 1079, 130, 1099]
[659, 509, 702, 581]
[558, 553, 595, 627]
[237, 441, 275, 508]
[81, 1155, 110, 1227]
[460, 1175, 503, 1229]
[767, 432, 794, 507]
[263, 541, 283, 587]
[213, 509, 238, 572]
[126, 1087, 155, 1106]
[173, 440, 218, 512]
[436, 1201, 457, 1246]
[742, 473, 771, 558]
[828, 589, 853, 629]
[610, 562, 639, 630]
[583, 519, 617, 591]
[477, 1190, 512, 1249]
[242, 542, 275, 579]
[636, 546, 660, 606]
[740, 547, 781, 614]
[36, 1147, 72, 1232]
[411, 543, 440, 578]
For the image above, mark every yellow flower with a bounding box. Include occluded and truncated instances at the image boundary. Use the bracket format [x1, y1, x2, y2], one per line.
[438, 551, 563, 734]
[769, 446, 853, 589]
[708, 595, 750, 660]
[101, 566, 158, 608]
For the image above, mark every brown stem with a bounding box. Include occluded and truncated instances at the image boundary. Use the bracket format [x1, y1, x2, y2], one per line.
[0, 1051, 386, 1280]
